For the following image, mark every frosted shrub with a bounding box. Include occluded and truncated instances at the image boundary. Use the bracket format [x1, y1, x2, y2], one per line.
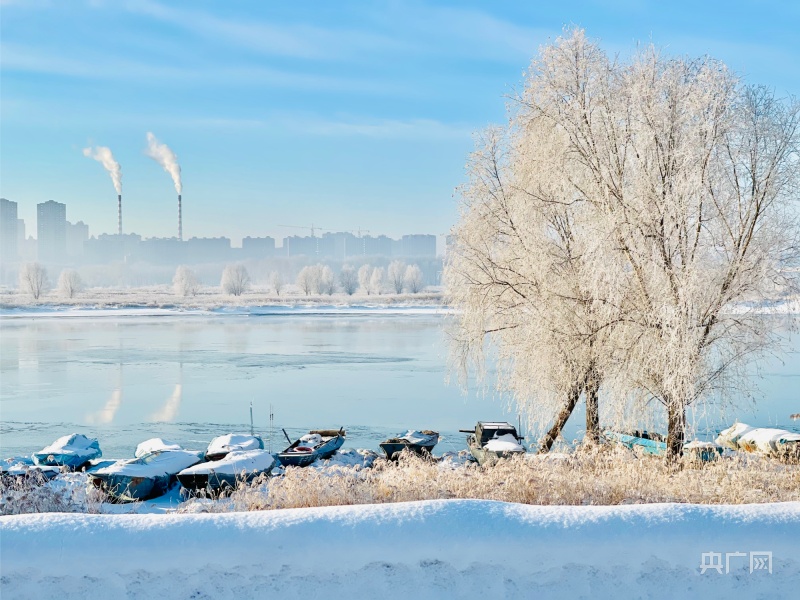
[221, 263, 250, 296]
[172, 265, 199, 297]
[18, 262, 49, 300]
[57, 269, 84, 299]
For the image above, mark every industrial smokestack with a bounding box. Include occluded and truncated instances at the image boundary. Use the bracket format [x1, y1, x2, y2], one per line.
[118, 194, 122, 235]
[178, 194, 182, 241]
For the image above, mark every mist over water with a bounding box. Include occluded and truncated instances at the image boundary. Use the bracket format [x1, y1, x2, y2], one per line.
[0, 314, 797, 459]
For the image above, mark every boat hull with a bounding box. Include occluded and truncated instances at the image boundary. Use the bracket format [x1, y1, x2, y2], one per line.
[379, 442, 436, 461]
[278, 434, 345, 467]
[468, 445, 524, 467]
[91, 473, 171, 502]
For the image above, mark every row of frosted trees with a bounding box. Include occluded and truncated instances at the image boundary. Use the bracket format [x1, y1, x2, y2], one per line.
[16, 261, 427, 299]
[446, 29, 800, 461]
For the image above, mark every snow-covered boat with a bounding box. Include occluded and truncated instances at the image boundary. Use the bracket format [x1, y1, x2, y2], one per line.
[604, 431, 723, 461]
[379, 430, 439, 460]
[205, 434, 264, 461]
[135, 437, 183, 458]
[278, 429, 346, 467]
[177, 450, 276, 493]
[460, 422, 525, 466]
[1, 458, 61, 482]
[89, 450, 202, 502]
[31, 434, 102, 470]
[716, 423, 800, 459]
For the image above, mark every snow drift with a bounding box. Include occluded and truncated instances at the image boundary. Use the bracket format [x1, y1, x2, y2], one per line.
[1, 500, 797, 598]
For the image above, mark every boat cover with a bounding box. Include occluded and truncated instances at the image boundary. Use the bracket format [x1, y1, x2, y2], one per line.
[399, 430, 439, 445]
[207, 434, 263, 456]
[135, 438, 183, 458]
[484, 433, 524, 452]
[178, 450, 275, 477]
[93, 450, 201, 478]
[33, 434, 102, 464]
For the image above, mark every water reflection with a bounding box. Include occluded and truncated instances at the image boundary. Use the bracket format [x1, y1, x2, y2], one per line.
[149, 383, 182, 423]
[86, 389, 122, 425]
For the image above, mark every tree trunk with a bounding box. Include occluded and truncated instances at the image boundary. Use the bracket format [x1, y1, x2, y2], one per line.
[584, 373, 600, 444]
[666, 401, 686, 463]
[538, 386, 581, 453]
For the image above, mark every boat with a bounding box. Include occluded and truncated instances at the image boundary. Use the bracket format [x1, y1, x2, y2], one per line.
[1, 458, 61, 483]
[278, 428, 346, 467]
[716, 423, 800, 459]
[379, 430, 439, 460]
[135, 437, 183, 458]
[205, 434, 264, 461]
[89, 449, 202, 502]
[459, 422, 526, 466]
[604, 431, 723, 461]
[32, 434, 102, 470]
[177, 450, 276, 494]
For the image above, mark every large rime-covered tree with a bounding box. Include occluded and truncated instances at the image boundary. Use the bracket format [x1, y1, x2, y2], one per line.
[447, 28, 800, 461]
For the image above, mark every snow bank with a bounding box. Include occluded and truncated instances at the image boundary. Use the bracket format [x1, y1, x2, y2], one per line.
[1, 500, 797, 598]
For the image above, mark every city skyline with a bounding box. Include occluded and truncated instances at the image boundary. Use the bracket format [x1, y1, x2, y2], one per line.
[2, 1, 799, 242]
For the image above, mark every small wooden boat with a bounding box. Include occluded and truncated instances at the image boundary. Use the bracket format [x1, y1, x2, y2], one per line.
[177, 450, 276, 494]
[716, 423, 800, 459]
[278, 428, 345, 467]
[604, 431, 723, 461]
[89, 449, 202, 502]
[379, 430, 439, 460]
[1, 458, 61, 483]
[460, 422, 525, 466]
[205, 434, 264, 461]
[135, 438, 183, 458]
[32, 434, 102, 470]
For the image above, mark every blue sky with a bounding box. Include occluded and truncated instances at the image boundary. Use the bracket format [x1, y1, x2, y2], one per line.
[2, 0, 798, 244]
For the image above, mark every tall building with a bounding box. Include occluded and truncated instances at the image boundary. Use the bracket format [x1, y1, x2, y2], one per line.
[37, 200, 67, 263]
[242, 236, 276, 258]
[400, 234, 436, 257]
[0, 198, 19, 262]
[66, 221, 89, 258]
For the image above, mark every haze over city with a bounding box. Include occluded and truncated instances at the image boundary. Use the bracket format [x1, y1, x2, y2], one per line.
[2, 1, 798, 244]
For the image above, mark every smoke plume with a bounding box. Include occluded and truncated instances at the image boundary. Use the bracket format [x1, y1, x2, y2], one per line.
[83, 146, 122, 194]
[145, 132, 182, 193]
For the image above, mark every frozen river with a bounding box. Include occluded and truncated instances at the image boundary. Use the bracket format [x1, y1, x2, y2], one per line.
[1, 309, 798, 459]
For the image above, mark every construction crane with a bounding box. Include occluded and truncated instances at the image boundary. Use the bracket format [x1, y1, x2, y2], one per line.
[276, 224, 330, 237]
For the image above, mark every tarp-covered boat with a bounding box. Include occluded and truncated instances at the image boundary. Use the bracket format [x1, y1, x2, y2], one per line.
[716, 423, 800, 459]
[32, 434, 102, 470]
[278, 429, 346, 467]
[177, 450, 276, 493]
[379, 430, 439, 460]
[1, 458, 61, 482]
[460, 422, 525, 466]
[604, 431, 723, 461]
[205, 434, 264, 461]
[135, 438, 183, 458]
[90, 450, 202, 502]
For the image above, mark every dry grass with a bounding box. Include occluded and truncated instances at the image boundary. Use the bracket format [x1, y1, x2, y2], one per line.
[179, 446, 800, 513]
[0, 471, 107, 516]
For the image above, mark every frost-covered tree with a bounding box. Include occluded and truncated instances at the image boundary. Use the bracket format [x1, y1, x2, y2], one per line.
[358, 264, 373, 295]
[448, 28, 800, 461]
[340, 265, 358, 295]
[270, 271, 284, 296]
[388, 260, 407, 294]
[404, 264, 424, 294]
[57, 269, 84, 299]
[318, 265, 336, 295]
[172, 265, 198, 297]
[370, 266, 385, 295]
[19, 262, 49, 300]
[221, 264, 250, 296]
[296, 266, 316, 296]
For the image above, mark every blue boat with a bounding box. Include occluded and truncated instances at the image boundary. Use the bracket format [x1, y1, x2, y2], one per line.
[604, 431, 723, 461]
[177, 450, 277, 494]
[278, 429, 346, 467]
[32, 434, 102, 470]
[89, 450, 202, 502]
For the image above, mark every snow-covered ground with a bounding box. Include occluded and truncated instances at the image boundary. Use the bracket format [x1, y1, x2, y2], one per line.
[2, 499, 797, 598]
